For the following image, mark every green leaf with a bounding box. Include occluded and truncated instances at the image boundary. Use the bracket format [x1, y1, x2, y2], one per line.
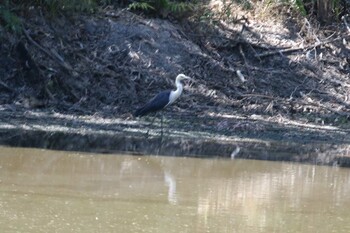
[129, 2, 155, 11]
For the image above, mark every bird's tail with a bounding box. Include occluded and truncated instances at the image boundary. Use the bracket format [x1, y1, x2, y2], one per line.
[134, 102, 157, 117]
[133, 107, 146, 117]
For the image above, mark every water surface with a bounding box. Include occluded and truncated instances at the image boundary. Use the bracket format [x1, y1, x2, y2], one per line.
[0, 147, 350, 233]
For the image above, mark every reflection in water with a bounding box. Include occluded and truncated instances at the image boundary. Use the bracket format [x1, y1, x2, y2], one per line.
[0, 146, 350, 232]
[164, 171, 177, 205]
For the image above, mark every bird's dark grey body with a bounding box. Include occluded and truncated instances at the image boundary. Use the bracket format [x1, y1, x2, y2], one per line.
[134, 90, 171, 117]
[133, 74, 191, 118]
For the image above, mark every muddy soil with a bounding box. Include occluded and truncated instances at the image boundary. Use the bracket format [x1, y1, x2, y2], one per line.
[0, 5, 350, 165]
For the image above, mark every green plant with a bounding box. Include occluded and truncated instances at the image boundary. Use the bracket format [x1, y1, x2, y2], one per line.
[129, 1, 155, 11]
[0, 0, 22, 33]
[1, 0, 101, 33]
[294, 0, 307, 15]
[332, 0, 343, 18]
[255, 0, 345, 22]
[35, 0, 97, 13]
[128, 0, 193, 15]
[198, 0, 237, 24]
[168, 1, 191, 13]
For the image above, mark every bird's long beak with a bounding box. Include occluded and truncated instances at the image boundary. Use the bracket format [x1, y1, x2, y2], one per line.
[184, 76, 193, 81]
[186, 77, 195, 84]
[177, 74, 194, 83]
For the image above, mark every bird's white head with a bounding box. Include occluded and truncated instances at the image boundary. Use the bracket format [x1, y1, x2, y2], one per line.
[167, 74, 192, 106]
[176, 74, 192, 82]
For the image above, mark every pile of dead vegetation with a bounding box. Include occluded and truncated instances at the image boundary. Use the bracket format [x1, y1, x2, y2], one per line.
[0, 1, 349, 128]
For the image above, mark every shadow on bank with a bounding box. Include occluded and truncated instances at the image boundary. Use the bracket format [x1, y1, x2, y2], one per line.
[0, 3, 350, 167]
[0, 109, 350, 167]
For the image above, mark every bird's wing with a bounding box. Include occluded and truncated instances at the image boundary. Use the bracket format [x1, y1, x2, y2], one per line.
[134, 91, 171, 117]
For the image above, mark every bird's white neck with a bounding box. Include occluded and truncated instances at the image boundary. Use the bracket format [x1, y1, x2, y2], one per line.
[167, 79, 183, 106]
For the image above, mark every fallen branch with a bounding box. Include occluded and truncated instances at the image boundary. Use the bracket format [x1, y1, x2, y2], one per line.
[0, 80, 15, 92]
[238, 45, 251, 78]
[236, 70, 246, 83]
[23, 27, 75, 74]
[342, 15, 350, 33]
[254, 37, 344, 58]
[240, 94, 275, 99]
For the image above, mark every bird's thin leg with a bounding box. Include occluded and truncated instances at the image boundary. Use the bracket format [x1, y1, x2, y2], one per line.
[161, 112, 164, 138]
[146, 114, 158, 137]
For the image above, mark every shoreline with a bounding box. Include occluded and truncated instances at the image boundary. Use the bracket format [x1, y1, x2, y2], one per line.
[1, 108, 349, 167]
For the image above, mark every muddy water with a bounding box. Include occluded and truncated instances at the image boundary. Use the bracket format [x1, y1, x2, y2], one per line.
[0, 147, 350, 233]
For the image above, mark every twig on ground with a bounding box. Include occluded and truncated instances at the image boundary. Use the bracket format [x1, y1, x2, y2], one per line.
[104, 8, 126, 19]
[305, 102, 350, 117]
[23, 27, 75, 74]
[342, 15, 350, 33]
[0, 80, 15, 92]
[238, 44, 251, 78]
[236, 70, 246, 83]
[255, 46, 305, 58]
[255, 36, 344, 58]
[240, 94, 275, 99]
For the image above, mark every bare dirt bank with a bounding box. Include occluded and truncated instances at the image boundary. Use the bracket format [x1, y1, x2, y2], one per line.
[1, 107, 350, 166]
[0, 5, 350, 166]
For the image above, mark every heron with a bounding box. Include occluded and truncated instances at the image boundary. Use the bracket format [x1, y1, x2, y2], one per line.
[134, 74, 192, 135]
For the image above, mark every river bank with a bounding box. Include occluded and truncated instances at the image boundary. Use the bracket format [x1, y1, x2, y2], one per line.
[0, 107, 349, 166]
[0, 3, 349, 166]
